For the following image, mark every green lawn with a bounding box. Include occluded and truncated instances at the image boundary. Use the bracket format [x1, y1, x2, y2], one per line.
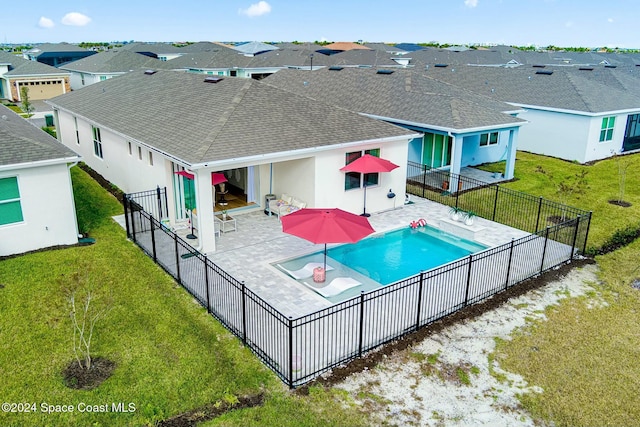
[494, 238, 640, 426]
[478, 151, 640, 251]
[0, 167, 367, 427]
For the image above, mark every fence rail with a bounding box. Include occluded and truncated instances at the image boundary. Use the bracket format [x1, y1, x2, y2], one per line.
[124, 174, 591, 387]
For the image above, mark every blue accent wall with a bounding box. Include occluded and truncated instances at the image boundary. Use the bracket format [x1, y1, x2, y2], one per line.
[461, 130, 511, 166]
[408, 136, 422, 163]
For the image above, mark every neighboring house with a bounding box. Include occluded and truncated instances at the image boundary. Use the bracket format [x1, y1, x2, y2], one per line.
[0, 51, 71, 101]
[47, 70, 419, 253]
[60, 50, 170, 90]
[0, 104, 81, 256]
[264, 67, 526, 180]
[233, 41, 279, 56]
[23, 43, 96, 68]
[424, 64, 640, 162]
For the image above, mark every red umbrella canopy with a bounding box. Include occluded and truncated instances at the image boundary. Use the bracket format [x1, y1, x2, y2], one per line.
[174, 170, 227, 185]
[281, 208, 375, 244]
[340, 154, 399, 173]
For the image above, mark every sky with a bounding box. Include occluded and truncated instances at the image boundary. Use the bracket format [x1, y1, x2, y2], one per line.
[1, 0, 637, 48]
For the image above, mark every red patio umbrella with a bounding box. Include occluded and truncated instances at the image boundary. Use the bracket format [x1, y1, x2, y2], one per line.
[174, 170, 227, 185]
[281, 208, 375, 276]
[340, 154, 399, 217]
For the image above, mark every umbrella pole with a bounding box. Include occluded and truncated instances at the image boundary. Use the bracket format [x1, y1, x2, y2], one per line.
[361, 185, 370, 217]
[187, 209, 197, 239]
[324, 243, 327, 271]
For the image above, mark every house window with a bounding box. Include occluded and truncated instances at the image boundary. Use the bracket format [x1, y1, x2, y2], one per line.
[128, 141, 132, 155]
[600, 116, 615, 142]
[0, 177, 24, 226]
[344, 148, 380, 191]
[480, 132, 499, 146]
[92, 126, 103, 159]
[99, 76, 107, 81]
[148, 151, 153, 166]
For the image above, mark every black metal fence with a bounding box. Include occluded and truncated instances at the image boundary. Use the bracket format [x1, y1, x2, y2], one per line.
[124, 178, 591, 388]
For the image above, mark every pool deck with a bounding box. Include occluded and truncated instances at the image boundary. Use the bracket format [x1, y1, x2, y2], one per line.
[161, 197, 529, 318]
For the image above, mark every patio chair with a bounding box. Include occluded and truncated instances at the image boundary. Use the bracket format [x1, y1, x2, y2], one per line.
[278, 262, 334, 280]
[304, 277, 362, 297]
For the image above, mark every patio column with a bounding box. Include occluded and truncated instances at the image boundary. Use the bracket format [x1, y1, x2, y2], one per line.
[504, 128, 518, 180]
[449, 134, 463, 189]
[194, 171, 216, 253]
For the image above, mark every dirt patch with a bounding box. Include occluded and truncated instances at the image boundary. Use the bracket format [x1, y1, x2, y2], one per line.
[63, 357, 116, 390]
[156, 393, 265, 427]
[608, 199, 632, 207]
[297, 257, 594, 394]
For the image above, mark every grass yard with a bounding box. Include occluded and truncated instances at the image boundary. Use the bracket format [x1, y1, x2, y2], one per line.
[0, 167, 368, 427]
[478, 151, 640, 251]
[493, 238, 640, 426]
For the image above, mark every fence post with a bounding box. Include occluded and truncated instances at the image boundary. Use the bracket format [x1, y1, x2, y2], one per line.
[415, 271, 425, 331]
[204, 255, 211, 313]
[130, 200, 137, 243]
[288, 316, 294, 389]
[358, 291, 365, 357]
[570, 216, 580, 260]
[535, 196, 543, 232]
[150, 217, 157, 263]
[174, 233, 181, 285]
[492, 185, 499, 221]
[156, 186, 162, 220]
[582, 212, 593, 254]
[241, 282, 247, 345]
[422, 164, 427, 198]
[455, 174, 460, 209]
[540, 226, 550, 273]
[123, 195, 130, 238]
[464, 255, 473, 306]
[504, 239, 515, 290]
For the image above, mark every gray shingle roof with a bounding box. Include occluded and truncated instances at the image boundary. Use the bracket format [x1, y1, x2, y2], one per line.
[27, 43, 89, 54]
[263, 67, 525, 131]
[46, 70, 416, 166]
[423, 64, 640, 113]
[60, 50, 171, 73]
[0, 51, 69, 77]
[233, 41, 279, 55]
[0, 105, 80, 167]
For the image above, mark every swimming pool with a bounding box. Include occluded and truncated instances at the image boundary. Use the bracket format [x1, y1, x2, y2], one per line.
[275, 225, 487, 301]
[327, 226, 487, 285]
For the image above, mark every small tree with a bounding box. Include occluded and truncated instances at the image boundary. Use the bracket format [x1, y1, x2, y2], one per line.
[556, 170, 589, 220]
[20, 86, 33, 114]
[69, 289, 111, 370]
[612, 150, 631, 204]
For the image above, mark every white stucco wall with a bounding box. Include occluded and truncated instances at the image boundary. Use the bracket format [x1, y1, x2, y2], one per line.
[56, 109, 171, 194]
[583, 113, 628, 162]
[272, 157, 315, 208]
[0, 164, 78, 256]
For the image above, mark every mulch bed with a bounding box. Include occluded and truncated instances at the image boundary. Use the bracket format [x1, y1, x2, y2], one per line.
[608, 199, 632, 207]
[156, 393, 265, 427]
[63, 357, 116, 390]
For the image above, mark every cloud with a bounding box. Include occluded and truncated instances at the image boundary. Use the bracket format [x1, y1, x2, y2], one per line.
[38, 16, 55, 29]
[239, 1, 272, 17]
[464, 0, 478, 7]
[607, 17, 614, 23]
[61, 12, 92, 26]
[565, 20, 574, 28]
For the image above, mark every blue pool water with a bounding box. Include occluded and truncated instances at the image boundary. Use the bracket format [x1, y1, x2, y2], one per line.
[326, 226, 487, 285]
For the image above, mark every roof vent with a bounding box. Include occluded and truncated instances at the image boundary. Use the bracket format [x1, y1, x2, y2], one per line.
[579, 67, 594, 71]
[604, 65, 617, 68]
[204, 76, 224, 83]
[532, 64, 546, 68]
[535, 70, 553, 75]
[144, 69, 157, 75]
[376, 69, 394, 75]
[328, 66, 344, 71]
[434, 63, 448, 68]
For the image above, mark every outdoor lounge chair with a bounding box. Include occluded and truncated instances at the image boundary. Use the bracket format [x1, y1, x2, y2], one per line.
[278, 262, 334, 280]
[304, 277, 362, 298]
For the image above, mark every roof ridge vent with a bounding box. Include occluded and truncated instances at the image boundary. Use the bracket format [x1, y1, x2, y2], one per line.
[578, 67, 594, 71]
[204, 76, 224, 83]
[604, 64, 617, 68]
[328, 66, 344, 71]
[532, 64, 546, 68]
[535, 70, 553, 75]
[434, 63, 448, 68]
[376, 69, 394, 74]
[144, 69, 157, 75]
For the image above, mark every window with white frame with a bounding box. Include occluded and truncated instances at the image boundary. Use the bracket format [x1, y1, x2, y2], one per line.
[0, 177, 24, 226]
[99, 76, 107, 81]
[128, 141, 132, 155]
[599, 116, 615, 142]
[148, 151, 153, 166]
[74, 117, 80, 144]
[138, 146, 142, 160]
[92, 126, 103, 158]
[344, 148, 380, 191]
[480, 131, 499, 146]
